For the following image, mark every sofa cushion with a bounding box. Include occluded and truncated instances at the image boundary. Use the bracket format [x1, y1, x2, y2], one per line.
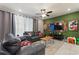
[18, 43, 45, 55]
[18, 41, 32, 47]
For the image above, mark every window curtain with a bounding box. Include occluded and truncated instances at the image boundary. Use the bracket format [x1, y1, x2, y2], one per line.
[0, 11, 4, 41]
[14, 15, 33, 36]
[33, 19, 38, 32]
[14, 15, 25, 36]
[24, 17, 33, 32]
[0, 10, 14, 42]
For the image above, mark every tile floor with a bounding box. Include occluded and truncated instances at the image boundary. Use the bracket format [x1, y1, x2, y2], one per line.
[45, 39, 79, 55]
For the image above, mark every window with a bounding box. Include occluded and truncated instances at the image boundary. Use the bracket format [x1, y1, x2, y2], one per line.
[24, 17, 33, 32]
[14, 15, 33, 36]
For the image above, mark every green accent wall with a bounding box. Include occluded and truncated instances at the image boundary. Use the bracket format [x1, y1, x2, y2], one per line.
[44, 11, 79, 37]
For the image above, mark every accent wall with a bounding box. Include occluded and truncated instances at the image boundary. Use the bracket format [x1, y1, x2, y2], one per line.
[44, 11, 79, 38]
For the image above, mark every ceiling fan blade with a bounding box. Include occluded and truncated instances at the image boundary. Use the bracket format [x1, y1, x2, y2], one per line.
[47, 11, 53, 13]
[46, 14, 50, 16]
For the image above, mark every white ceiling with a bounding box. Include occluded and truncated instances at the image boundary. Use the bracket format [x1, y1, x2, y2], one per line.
[0, 3, 79, 19]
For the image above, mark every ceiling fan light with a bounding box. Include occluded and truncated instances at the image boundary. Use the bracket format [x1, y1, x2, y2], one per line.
[42, 11, 45, 14]
[42, 14, 46, 17]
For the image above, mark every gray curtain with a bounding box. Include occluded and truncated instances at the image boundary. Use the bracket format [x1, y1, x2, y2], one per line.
[0, 10, 15, 42]
[33, 19, 38, 32]
[0, 11, 4, 41]
[11, 14, 15, 35]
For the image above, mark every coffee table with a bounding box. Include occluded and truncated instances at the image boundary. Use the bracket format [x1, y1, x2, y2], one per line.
[40, 36, 54, 47]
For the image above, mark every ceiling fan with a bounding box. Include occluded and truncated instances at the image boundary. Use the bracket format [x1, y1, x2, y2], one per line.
[36, 9, 53, 18]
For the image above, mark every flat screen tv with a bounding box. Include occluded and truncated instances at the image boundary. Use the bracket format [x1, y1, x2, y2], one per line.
[54, 25, 63, 30]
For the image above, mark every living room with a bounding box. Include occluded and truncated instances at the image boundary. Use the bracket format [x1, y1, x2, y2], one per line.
[0, 3, 79, 55]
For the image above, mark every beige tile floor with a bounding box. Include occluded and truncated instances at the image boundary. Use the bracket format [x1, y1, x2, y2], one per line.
[45, 39, 79, 55]
[55, 43, 79, 55]
[45, 40, 64, 55]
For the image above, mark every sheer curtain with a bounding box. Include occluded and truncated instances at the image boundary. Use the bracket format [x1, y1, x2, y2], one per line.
[14, 15, 33, 36]
[24, 17, 33, 31]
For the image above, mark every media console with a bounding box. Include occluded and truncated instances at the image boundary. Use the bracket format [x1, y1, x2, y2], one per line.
[53, 33, 64, 40]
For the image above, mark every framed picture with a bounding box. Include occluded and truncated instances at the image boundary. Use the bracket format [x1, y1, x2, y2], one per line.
[69, 19, 78, 31]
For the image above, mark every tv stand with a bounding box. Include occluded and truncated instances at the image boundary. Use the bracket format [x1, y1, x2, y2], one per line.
[53, 33, 64, 40]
